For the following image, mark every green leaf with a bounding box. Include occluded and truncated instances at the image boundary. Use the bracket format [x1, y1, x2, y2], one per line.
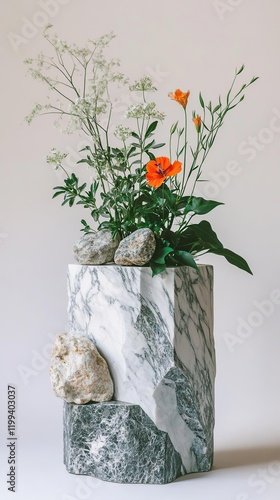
[178, 128, 184, 137]
[52, 191, 66, 198]
[145, 121, 158, 139]
[175, 230, 202, 253]
[189, 220, 223, 249]
[127, 146, 137, 157]
[155, 184, 176, 205]
[131, 131, 140, 139]
[213, 103, 222, 113]
[66, 198, 74, 207]
[150, 262, 166, 276]
[151, 142, 165, 149]
[227, 102, 240, 111]
[77, 158, 92, 164]
[236, 64, 245, 75]
[210, 248, 253, 275]
[112, 147, 122, 155]
[250, 76, 259, 84]
[199, 92, 205, 109]
[179, 196, 224, 215]
[170, 121, 178, 135]
[178, 144, 187, 156]
[146, 151, 156, 161]
[144, 140, 155, 150]
[202, 122, 210, 132]
[152, 246, 174, 265]
[161, 228, 178, 247]
[79, 146, 93, 153]
[173, 251, 198, 270]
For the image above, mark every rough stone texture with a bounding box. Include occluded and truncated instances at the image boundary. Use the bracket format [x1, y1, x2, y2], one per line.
[67, 265, 215, 481]
[73, 231, 120, 265]
[64, 401, 184, 484]
[114, 228, 156, 266]
[50, 332, 114, 404]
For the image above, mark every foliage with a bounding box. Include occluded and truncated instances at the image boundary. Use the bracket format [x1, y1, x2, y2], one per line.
[25, 27, 258, 275]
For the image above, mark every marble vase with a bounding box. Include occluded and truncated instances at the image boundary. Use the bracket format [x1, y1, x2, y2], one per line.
[64, 264, 215, 484]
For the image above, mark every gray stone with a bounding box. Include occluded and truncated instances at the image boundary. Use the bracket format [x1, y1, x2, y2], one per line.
[64, 401, 184, 484]
[73, 231, 120, 265]
[114, 228, 156, 266]
[50, 333, 114, 404]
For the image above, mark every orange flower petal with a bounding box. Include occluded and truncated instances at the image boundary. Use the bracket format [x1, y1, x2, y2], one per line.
[146, 174, 165, 188]
[192, 115, 201, 132]
[165, 160, 182, 177]
[169, 89, 190, 108]
[146, 157, 171, 174]
[145, 157, 182, 188]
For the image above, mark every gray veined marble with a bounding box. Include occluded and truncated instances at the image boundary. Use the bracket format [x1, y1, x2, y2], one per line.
[66, 264, 215, 482]
[64, 401, 184, 484]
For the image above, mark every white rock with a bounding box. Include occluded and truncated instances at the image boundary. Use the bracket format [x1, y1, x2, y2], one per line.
[73, 231, 120, 265]
[50, 332, 114, 404]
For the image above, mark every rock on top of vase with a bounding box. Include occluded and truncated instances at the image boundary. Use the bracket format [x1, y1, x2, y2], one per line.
[73, 230, 120, 265]
[114, 228, 156, 266]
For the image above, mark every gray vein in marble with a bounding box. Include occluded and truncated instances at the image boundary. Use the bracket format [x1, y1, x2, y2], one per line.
[64, 401, 184, 484]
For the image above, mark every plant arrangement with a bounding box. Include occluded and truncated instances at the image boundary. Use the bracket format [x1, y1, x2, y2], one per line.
[25, 26, 258, 275]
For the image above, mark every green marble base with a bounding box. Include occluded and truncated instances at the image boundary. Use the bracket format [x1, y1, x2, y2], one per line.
[64, 401, 185, 484]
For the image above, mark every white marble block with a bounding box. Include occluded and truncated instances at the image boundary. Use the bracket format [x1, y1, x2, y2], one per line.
[67, 264, 215, 478]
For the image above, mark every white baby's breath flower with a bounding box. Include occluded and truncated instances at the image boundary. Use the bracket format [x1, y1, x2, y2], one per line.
[24, 103, 51, 125]
[69, 97, 108, 121]
[88, 32, 116, 49]
[125, 102, 165, 121]
[129, 76, 157, 92]
[114, 125, 132, 142]
[46, 149, 68, 170]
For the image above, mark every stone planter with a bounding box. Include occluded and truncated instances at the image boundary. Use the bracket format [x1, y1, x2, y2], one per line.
[64, 264, 215, 484]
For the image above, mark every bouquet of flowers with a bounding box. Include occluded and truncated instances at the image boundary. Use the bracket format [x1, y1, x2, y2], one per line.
[25, 26, 258, 275]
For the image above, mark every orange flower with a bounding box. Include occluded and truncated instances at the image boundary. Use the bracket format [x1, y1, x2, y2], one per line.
[146, 156, 182, 189]
[168, 89, 190, 109]
[192, 115, 201, 132]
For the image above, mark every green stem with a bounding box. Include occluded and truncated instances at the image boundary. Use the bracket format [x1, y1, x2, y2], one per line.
[177, 213, 195, 234]
[180, 107, 188, 197]
[60, 164, 69, 177]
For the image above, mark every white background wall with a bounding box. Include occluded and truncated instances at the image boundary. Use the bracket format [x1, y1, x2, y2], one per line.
[1, 1, 280, 499]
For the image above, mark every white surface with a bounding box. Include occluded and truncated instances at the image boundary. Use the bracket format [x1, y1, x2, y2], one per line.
[3, 441, 280, 500]
[1, 0, 280, 498]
